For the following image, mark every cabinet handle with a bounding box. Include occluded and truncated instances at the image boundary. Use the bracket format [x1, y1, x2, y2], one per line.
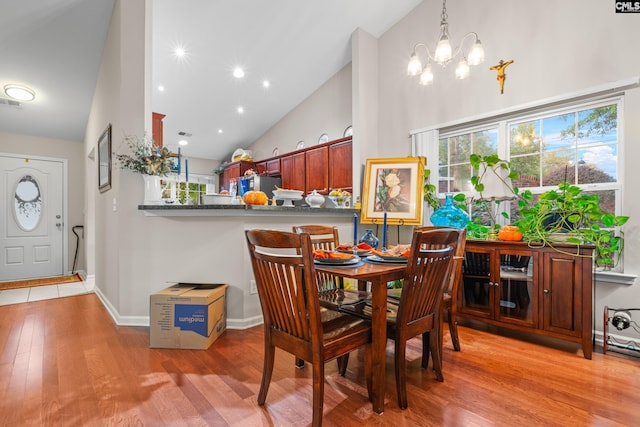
[543, 289, 550, 294]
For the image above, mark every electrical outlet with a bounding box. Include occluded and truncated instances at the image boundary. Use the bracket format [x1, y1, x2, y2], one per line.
[250, 280, 257, 295]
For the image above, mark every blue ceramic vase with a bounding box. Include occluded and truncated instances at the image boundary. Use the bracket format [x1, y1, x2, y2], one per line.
[430, 193, 469, 228]
[359, 229, 379, 249]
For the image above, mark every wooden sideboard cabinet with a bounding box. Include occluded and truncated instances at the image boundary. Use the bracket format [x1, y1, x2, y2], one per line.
[458, 240, 594, 359]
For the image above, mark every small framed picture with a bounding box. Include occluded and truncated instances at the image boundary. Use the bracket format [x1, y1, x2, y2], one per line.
[98, 124, 112, 193]
[361, 157, 425, 225]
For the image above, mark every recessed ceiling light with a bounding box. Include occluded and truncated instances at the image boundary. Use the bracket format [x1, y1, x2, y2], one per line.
[262, 80, 270, 88]
[157, 85, 165, 91]
[4, 84, 35, 102]
[233, 67, 245, 79]
[237, 106, 244, 114]
[178, 139, 188, 146]
[175, 47, 186, 57]
[218, 129, 223, 134]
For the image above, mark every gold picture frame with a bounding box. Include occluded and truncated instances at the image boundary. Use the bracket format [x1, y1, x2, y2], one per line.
[361, 157, 425, 225]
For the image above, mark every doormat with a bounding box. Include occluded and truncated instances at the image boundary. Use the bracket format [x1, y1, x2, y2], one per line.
[0, 273, 83, 291]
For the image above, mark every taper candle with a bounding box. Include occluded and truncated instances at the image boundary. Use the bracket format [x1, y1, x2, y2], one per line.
[177, 148, 181, 175]
[353, 213, 358, 245]
[185, 158, 189, 182]
[382, 212, 388, 249]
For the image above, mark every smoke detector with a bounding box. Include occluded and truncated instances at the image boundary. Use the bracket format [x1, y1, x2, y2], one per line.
[177, 131, 192, 137]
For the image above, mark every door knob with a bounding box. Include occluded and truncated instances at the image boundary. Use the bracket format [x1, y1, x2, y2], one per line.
[543, 289, 550, 294]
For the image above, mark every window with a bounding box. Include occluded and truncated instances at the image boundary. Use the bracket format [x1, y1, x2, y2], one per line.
[430, 96, 624, 271]
[437, 97, 622, 222]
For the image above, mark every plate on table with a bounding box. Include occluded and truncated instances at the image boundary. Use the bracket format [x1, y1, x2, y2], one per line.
[377, 254, 409, 262]
[314, 255, 360, 266]
[366, 255, 408, 264]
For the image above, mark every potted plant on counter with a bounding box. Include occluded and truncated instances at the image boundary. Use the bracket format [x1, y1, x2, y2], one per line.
[116, 134, 176, 204]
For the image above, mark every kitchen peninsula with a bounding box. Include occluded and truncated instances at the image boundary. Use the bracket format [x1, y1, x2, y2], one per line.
[137, 203, 359, 329]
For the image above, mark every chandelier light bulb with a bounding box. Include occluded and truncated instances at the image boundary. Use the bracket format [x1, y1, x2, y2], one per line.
[419, 64, 434, 85]
[434, 35, 452, 64]
[455, 58, 470, 79]
[467, 40, 485, 66]
[407, 53, 423, 76]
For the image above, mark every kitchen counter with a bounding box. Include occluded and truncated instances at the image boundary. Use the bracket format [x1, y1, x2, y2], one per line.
[139, 204, 359, 217]
[136, 203, 362, 329]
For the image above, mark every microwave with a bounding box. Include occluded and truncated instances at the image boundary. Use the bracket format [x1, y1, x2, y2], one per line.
[237, 175, 282, 199]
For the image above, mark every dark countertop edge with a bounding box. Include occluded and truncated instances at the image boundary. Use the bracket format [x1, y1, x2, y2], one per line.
[138, 204, 358, 214]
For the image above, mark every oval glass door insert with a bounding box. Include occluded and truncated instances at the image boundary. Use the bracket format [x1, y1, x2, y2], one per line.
[14, 174, 42, 231]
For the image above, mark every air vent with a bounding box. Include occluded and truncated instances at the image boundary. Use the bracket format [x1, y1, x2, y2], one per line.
[0, 97, 22, 109]
[177, 131, 192, 137]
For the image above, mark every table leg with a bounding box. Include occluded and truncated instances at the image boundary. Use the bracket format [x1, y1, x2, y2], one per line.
[370, 279, 387, 414]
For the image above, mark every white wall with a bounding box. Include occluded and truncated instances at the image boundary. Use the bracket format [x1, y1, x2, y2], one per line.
[250, 63, 353, 161]
[0, 132, 86, 273]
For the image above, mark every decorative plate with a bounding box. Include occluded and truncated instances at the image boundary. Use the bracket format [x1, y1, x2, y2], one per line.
[343, 125, 353, 137]
[296, 140, 305, 149]
[318, 133, 329, 144]
[272, 147, 279, 157]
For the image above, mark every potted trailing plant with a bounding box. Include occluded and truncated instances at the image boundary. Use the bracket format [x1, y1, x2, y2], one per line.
[515, 181, 629, 269]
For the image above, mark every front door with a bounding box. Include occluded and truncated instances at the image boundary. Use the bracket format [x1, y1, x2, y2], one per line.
[0, 155, 64, 281]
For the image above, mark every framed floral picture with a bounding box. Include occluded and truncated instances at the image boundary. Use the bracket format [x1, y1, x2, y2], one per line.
[98, 124, 112, 193]
[361, 157, 425, 225]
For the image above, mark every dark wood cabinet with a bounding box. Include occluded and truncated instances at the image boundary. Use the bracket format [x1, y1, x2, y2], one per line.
[328, 139, 352, 193]
[255, 158, 280, 176]
[152, 112, 166, 148]
[458, 240, 593, 359]
[305, 146, 329, 193]
[280, 152, 305, 191]
[220, 160, 254, 192]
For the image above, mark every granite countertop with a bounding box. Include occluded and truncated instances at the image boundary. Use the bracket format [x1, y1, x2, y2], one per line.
[138, 203, 359, 216]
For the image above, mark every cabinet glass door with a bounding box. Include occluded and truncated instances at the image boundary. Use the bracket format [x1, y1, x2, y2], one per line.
[461, 249, 493, 318]
[498, 252, 535, 325]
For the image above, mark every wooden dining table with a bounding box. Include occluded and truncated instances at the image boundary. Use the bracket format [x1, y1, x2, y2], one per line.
[314, 260, 406, 414]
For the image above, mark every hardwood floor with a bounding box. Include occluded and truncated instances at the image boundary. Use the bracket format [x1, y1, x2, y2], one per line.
[1, 294, 638, 426]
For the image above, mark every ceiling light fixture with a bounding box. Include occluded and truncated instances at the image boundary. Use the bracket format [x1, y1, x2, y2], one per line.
[4, 84, 36, 101]
[407, 0, 485, 85]
[218, 129, 223, 134]
[237, 106, 244, 114]
[233, 67, 245, 79]
[262, 80, 270, 88]
[178, 139, 188, 146]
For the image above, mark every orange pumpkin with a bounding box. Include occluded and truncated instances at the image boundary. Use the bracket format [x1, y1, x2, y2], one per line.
[243, 190, 268, 205]
[498, 225, 523, 241]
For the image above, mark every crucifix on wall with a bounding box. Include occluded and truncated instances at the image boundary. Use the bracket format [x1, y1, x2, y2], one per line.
[490, 59, 514, 94]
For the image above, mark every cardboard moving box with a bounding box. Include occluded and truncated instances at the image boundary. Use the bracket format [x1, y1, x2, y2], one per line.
[150, 283, 228, 349]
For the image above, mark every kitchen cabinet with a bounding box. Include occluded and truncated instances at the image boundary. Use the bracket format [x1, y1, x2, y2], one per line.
[458, 240, 593, 359]
[220, 160, 254, 192]
[152, 112, 166, 148]
[255, 158, 280, 176]
[305, 145, 329, 193]
[328, 138, 352, 193]
[280, 152, 306, 191]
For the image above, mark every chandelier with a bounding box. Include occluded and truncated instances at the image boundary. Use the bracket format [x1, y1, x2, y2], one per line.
[407, 0, 485, 85]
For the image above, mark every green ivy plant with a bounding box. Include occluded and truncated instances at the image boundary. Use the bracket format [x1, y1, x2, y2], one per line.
[515, 181, 629, 269]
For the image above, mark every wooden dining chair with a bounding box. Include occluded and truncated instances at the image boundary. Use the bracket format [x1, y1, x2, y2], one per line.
[415, 226, 467, 363]
[245, 229, 372, 427]
[340, 228, 457, 409]
[292, 225, 370, 370]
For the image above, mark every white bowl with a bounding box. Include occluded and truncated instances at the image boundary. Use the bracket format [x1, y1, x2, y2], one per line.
[203, 194, 233, 205]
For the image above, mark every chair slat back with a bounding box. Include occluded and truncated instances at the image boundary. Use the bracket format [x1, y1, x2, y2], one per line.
[292, 225, 340, 252]
[415, 226, 467, 295]
[398, 229, 457, 326]
[246, 229, 320, 342]
[293, 225, 343, 291]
